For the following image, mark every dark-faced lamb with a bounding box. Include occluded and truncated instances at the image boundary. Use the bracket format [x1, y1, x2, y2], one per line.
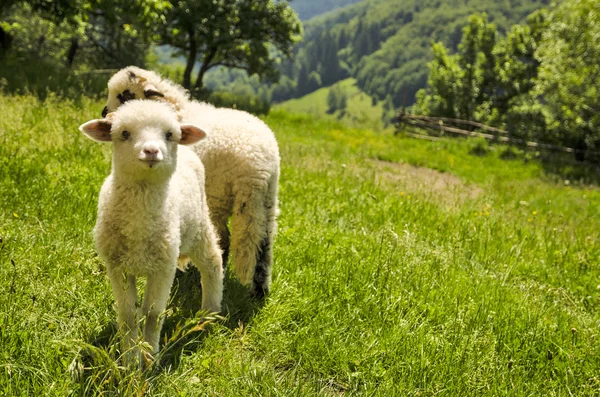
[103, 66, 279, 298]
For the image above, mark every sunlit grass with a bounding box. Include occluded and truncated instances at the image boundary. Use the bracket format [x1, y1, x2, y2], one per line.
[1, 96, 599, 395]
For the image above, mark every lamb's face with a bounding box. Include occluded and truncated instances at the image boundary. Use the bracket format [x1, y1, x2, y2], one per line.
[103, 69, 165, 117]
[111, 110, 180, 177]
[80, 100, 208, 181]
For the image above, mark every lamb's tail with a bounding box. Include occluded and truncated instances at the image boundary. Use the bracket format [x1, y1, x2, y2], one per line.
[231, 171, 278, 296]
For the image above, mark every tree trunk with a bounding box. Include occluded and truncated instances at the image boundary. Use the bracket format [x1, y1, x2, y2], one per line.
[194, 64, 208, 94]
[36, 34, 46, 54]
[0, 25, 13, 56]
[193, 48, 217, 96]
[574, 137, 587, 162]
[66, 37, 79, 67]
[182, 29, 197, 90]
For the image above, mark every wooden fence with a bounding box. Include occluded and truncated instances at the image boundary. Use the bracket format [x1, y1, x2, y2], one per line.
[394, 113, 596, 157]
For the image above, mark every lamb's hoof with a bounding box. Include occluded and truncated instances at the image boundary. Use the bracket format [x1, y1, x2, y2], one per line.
[221, 249, 229, 270]
[249, 285, 269, 300]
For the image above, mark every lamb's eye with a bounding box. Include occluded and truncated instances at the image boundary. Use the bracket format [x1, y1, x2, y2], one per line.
[165, 131, 173, 140]
[122, 131, 130, 140]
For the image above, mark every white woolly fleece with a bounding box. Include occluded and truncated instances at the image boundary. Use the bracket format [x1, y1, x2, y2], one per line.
[84, 100, 223, 363]
[106, 66, 191, 116]
[183, 101, 280, 291]
[104, 67, 281, 297]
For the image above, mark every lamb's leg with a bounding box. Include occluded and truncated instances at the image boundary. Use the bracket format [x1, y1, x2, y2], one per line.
[251, 176, 279, 298]
[141, 266, 177, 356]
[210, 206, 231, 270]
[106, 269, 138, 367]
[230, 182, 269, 290]
[190, 222, 224, 313]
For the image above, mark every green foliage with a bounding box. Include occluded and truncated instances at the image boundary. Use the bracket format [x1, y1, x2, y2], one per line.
[457, 13, 498, 120]
[414, 42, 462, 118]
[277, 77, 389, 131]
[415, 0, 600, 161]
[0, 0, 172, 73]
[494, 10, 547, 109]
[0, 3, 80, 61]
[534, 0, 600, 159]
[204, 0, 547, 109]
[288, 0, 361, 20]
[159, 0, 302, 93]
[326, 83, 348, 114]
[1, 0, 300, 106]
[205, 91, 271, 115]
[415, 14, 499, 121]
[303, 0, 546, 106]
[2, 93, 600, 394]
[0, 57, 108, 99]
[415, 11, 547, 135]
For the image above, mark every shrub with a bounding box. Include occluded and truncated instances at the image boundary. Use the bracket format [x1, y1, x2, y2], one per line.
[202, 91, 271, 116]
[468, 137, 490, 156]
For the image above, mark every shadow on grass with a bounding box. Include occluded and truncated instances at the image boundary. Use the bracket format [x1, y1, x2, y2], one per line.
[157, 267, 265, 370]
[498, 146, 600, 186]
[80, 266, 264, 378]
[538, 156, 600, 186]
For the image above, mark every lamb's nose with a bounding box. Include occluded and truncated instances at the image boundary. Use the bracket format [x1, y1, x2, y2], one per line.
[144, 147, 159, 155]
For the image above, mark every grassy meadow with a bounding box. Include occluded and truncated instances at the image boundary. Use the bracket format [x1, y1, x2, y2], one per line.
[1, 93, 600, 395]
[275, 78, 390, 132]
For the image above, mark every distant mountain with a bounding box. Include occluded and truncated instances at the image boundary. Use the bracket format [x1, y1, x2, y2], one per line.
[281, 0, 549, 106]
[289, 0, 363, 21]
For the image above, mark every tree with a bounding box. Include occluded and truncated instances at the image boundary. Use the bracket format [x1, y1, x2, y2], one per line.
[160, 0, 302, 93]
[0, 0, 84, 57]
[494, 10, 548, 140]
[534, 0, 600, 160]
[494, 10, 547, 110]
[414, 42, 462, 117]
[456, 13, 498, 120]
[415, 14, 499, 121]
[0, 0, 170, 67]
[81, 0, 171, 69]
[415, 1, 600, 162]
[327, 84, 347, 114]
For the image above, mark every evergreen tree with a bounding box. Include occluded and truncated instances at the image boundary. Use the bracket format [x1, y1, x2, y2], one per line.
[327, 84, 347, 114]
[296, 64, 310, 96]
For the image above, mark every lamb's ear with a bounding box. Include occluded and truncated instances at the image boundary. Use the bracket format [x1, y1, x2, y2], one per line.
[79, 119, 113, 142]
[144, 84, 164, 98]
[179, 124, 208, 145]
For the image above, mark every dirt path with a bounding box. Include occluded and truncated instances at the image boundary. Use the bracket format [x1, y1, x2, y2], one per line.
[367, 159, 483, 207]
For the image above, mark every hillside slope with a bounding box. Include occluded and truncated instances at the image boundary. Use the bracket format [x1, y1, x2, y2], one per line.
[287, 0, 548, 106]
[2, 93, 600, 395]
[289, 0, 362, 20]
[275, 78, 392, 131]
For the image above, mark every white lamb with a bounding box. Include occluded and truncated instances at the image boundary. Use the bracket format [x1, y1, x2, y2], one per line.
[79, 100, 223, 365]
[103, 66, 280, 298]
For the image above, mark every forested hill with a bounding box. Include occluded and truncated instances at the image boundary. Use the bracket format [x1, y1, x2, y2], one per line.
[289, 0, 362, 20]
[279, 0, 549, 106]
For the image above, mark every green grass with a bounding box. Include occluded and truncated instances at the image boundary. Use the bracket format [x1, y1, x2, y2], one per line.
[1, 94, 600, 395]
[275, 78, 390, 132]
